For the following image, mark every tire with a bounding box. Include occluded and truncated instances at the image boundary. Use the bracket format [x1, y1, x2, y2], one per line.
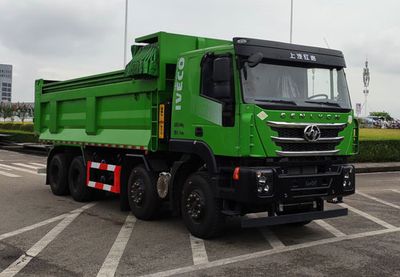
[181, 172, 225, 239]
[127, 165, 160, 220]
[48, 154, 70, 196]
[68, 156, 94, 202]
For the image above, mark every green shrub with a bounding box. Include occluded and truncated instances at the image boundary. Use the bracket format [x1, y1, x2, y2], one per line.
[0, 123, 34, 133]
[0, 123, 36, 143]
[350, 140, 400, 163]
[0, 123, 14, 130]
[19, 124, 34, 132]
[359, 128, 400, 141]
[8, 133, 38, 143]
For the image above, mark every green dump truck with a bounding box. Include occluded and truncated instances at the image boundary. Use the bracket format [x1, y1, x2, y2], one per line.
[35, 32, 358, 238]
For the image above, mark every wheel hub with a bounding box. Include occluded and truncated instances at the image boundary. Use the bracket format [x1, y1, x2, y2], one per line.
[186, 191, 204, 220]
[131, 179, 145, 206]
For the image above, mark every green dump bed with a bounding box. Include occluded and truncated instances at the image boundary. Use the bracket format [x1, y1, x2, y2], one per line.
[34, 32, 229, 151]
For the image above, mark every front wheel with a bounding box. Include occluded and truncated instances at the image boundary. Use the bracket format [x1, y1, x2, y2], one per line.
[181, 172, 225, 239]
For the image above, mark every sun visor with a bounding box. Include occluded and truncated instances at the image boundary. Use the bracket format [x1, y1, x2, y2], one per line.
[234, 38, 346, 68]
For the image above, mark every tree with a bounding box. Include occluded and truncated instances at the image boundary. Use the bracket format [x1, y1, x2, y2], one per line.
[369, 111, 393, 121]
[0, 103, 14, 122]
[15, 102, 30, 122]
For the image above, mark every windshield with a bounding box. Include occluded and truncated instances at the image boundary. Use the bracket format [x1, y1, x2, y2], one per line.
[241, 63, 351, 110]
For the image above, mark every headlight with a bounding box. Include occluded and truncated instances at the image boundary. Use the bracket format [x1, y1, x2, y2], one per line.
[256, 170, 274, 196]
[342, 166, 354, 191]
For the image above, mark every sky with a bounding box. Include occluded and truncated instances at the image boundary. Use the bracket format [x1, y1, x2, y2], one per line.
[0, 0, 399, 117]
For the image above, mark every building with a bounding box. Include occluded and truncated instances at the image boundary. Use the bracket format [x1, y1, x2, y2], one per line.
[0, 64, 12, 102]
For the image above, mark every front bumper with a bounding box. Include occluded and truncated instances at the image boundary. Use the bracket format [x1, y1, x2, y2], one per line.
[218, 164, 355, 205]
[241, 207, 348, 228]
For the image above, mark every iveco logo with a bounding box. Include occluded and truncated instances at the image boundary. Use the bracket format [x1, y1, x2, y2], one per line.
[304, 125, 321, 142]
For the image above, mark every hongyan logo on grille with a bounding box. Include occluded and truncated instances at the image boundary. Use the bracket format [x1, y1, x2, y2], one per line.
[304, 125, 321, 142]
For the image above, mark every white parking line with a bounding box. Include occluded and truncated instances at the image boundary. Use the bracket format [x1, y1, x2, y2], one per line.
[189, 235, 209, 265]
[357, 191, 400, 210]
[97, 214, 136, 277]
[139, 227, 400, 277]
[314, 220, 346, 237]
[0, 170, 20, 178]
[260, 228, 285, 249]
[12, 163, 42, 170]
[390, 189, 400, 194]
[339, 203, 396, 229]
[0, 204, 98, 241]
[0, 215, 64, 241]
[357, 171, 400, 176]
[29, 162, 46, 167]
[0, 163, 44, 176]
[0, 203, 95, 277]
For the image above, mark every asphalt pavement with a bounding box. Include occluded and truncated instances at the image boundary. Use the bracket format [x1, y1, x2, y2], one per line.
[0, 149, 399, 276]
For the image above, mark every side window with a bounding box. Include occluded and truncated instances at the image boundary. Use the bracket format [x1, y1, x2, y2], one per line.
[200, 53, 235, 126]
[200, 55, 215, 99]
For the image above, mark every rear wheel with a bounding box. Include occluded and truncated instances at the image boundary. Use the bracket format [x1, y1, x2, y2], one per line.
[181, 172, 225, 239]
[48, 154, 70, 196]
[127, 165, 160, 220]
[68, 156, 94, 202]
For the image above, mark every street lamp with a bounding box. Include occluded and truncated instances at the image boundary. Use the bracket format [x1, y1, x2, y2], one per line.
[363, 59, 370, 117]
[290, 0, 293, 43]
[123, 0, 129, 67]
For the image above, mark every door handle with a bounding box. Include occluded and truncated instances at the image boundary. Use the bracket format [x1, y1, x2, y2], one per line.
[195, 127, 203, 137]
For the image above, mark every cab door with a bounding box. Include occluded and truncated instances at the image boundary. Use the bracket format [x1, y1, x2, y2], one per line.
[170, 52, 240, 157]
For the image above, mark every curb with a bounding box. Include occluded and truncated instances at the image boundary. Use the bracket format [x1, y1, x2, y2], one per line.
[0, 145, 48, 156]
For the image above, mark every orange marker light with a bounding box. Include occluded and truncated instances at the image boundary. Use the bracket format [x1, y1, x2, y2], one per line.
[233, 167, 240, 180]
[158, 104, 165, 139]
[159, 104, 165, 122]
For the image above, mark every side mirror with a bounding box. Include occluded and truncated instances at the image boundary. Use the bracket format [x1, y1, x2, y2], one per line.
[212, 57, 232, 82]
[247, 52, 263, 68]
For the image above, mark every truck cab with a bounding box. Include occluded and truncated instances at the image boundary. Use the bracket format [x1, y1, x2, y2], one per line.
[169, 37, 357, 235]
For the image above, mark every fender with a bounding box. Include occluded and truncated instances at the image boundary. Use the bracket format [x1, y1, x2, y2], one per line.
[169, 139, 218, 174]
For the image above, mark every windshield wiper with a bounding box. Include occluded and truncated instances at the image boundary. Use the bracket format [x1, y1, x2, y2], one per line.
[254, 99, 297, 106]
[304, 100, 341, 107]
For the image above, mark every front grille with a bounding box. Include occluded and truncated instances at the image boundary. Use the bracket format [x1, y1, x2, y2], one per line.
[273, 128, 340, 138]
[276, 142, 337, 152]
[268, 121, 346, 157]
